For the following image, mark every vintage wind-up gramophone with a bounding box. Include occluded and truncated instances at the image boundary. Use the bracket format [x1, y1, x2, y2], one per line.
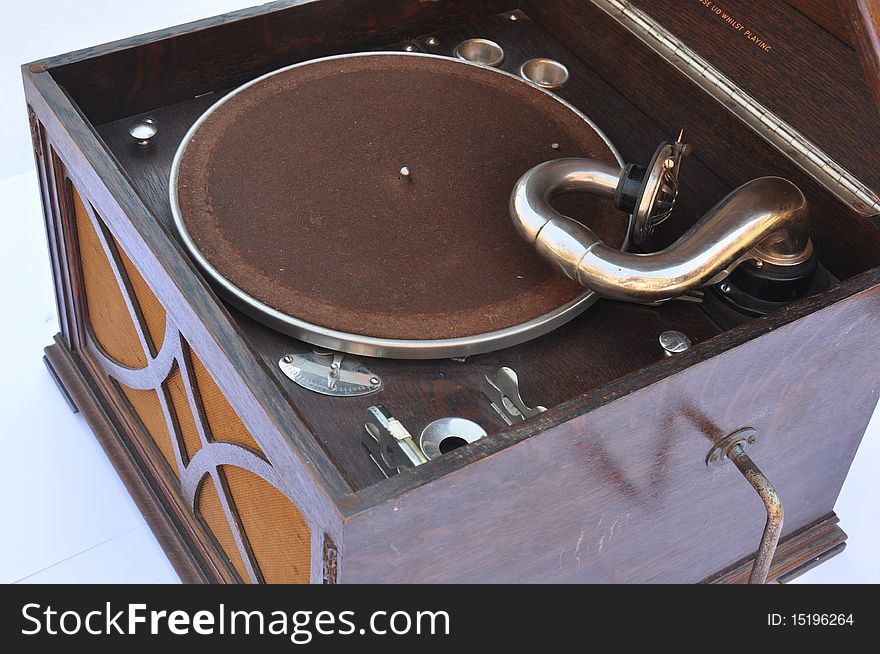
[24, 0, 880, 583]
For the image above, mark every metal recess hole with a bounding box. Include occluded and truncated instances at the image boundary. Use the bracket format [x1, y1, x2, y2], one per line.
[454, 38, 505, 67]
[419, 417, 487, 460]
[520, 58, 570, 89]
[438, 436, 469, 454]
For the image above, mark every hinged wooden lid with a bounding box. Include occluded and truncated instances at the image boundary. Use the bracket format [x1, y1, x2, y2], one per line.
[603, 0, 880, 216]
[843, 0, 880, 107]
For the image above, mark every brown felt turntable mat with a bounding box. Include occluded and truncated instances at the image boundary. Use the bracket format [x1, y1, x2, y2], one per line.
[175, 53, 626, 341]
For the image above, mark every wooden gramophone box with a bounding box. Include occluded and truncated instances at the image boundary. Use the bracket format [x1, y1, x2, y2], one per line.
[23, 0, 880, 583]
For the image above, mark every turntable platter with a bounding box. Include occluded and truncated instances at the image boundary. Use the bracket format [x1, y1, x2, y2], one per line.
[171, 52, 627, 358]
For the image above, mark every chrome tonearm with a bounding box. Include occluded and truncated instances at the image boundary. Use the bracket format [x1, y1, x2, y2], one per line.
[509, 138, 813, 304]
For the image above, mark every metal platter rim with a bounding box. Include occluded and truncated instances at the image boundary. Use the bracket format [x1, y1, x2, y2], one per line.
[168, 51, 628, 359]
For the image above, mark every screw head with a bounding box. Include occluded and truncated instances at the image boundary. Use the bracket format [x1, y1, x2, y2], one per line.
[404, 44, 416, 52]
[426, 37, 440, 46]
[399, 166, 411, 177]
[754, 259, 764, 268]
[719, 282, 731, 294]
[747, 435, 757, 445]
[282, 355, 293, 364]
[709, 453, 719, 463]
[370, 377, 381, 386]
[659, 330, 691, 356]
[509, 13, 519, 21]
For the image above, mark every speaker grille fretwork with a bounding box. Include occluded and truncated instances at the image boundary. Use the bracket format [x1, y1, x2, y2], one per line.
[70, 183, 311, 584]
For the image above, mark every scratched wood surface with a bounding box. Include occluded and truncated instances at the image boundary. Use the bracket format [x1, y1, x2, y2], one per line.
[341, 277, 880, 582]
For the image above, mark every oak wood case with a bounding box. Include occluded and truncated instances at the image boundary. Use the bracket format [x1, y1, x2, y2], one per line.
[24, 0, 880, 582]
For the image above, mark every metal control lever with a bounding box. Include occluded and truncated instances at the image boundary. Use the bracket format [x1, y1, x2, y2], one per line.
[707, 428, 784, 584]
[363, 406, 487, 477]
[483, 367, 547, 426]
[362, 405, 427, 478]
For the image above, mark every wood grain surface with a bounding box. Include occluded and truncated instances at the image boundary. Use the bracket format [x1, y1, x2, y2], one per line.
[341, 278, 880, 582]
[95, 12, 729, 490]
[524, 0, 880, 280]
[630, 0, 880, 192]
[48, 0, 516, 125]
[22, 0, 880, 582]
[840, 0, 880, 109]
[787, 0, 853, 44]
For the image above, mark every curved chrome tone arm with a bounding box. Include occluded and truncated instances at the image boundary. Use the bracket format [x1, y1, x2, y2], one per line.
[510, 158, 811, 303]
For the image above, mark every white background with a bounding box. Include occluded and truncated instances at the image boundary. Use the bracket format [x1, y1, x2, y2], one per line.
[0, 1, 877, 584]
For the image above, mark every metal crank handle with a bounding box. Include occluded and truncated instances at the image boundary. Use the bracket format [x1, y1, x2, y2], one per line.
[707, 428, 784, 584]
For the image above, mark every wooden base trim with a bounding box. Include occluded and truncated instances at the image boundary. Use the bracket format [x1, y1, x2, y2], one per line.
[704, 514, 847, 584]
[776, 543, 847, 583]
[43, 353, 79, 414]
[44, 334, 225, 583]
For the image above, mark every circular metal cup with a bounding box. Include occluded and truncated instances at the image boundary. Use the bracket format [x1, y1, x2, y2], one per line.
[419, 418, 488, 460]
[454, 38, 505, 67]
[129, 118, 157, 144]
[520, 58, 570, 89]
